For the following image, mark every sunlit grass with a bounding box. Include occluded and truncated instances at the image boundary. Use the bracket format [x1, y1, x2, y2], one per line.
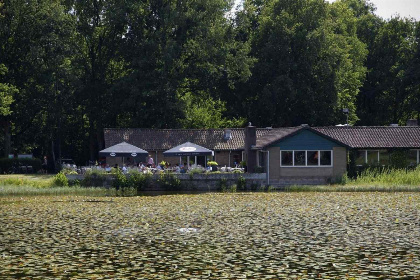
[0, 174, 55, 188]
[0, 185, 114, 196]
[349, 166, 420, 186]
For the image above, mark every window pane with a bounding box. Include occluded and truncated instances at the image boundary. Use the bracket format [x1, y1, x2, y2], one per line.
[281, 151, 293, 166]
[355, 150, 365, 165]
[320, 151, 332, 166]
[307, 151, 319, 166]
[367, 150, 379, 165]
[408, 150, 418, 166]
[294, 151, 306, 166]
[379, 150, 390, 166]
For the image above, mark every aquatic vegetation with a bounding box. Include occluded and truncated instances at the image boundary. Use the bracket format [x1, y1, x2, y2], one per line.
[0, 193, 419, 279]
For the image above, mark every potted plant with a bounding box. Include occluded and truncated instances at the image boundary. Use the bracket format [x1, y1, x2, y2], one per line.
[207, 161, 218, 172]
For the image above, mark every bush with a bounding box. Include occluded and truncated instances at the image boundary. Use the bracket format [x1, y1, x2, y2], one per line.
[236, 176, 246, 191]
[82, 169, 108, 187]
[60, 167, 78, 175]
[217, 178, 228, 192]
[126, 170, 151, 192]
[0, 158, 42, 173]
[53, 172, 68, 187]
[158, 173, 182, 191]
[112, 168, 127, 189]
[390, 150, 408, 169]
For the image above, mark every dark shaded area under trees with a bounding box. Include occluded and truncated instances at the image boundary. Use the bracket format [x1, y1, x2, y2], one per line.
[0, 0, 419, 165]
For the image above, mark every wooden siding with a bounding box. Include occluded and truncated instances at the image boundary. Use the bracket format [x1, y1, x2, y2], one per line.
[270, 129, 342, 150]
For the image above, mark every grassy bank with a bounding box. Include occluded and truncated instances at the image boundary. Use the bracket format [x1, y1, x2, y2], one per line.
[0, 185, 112, 197]
[2, 167, 420, 196]
[0, 174, 112, 196]
[0, 174, 55, 188]
[349, 166, 420, 186]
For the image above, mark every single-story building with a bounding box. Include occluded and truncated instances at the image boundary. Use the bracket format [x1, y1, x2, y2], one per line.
[104, 121, 420, 184]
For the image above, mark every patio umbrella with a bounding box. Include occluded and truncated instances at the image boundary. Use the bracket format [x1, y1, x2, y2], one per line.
[163, 142, 214, 167]
[99, 142, 148, 164]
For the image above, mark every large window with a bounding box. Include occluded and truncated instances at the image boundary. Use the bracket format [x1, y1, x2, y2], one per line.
[280, 150, 333, 167]
[355, 150, 419, 166]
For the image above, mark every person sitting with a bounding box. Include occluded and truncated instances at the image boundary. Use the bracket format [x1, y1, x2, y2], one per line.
[175, 164, 181, 173]
[105, 164, 111, 172]
[122, 164, 128, 174]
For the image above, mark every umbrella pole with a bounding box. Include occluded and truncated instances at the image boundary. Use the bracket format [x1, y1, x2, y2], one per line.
[187, 156, 190, 169]
[195, 156, 197, 166]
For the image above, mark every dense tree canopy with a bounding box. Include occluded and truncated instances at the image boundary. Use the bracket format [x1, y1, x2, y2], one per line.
[0, 0, 418, 165]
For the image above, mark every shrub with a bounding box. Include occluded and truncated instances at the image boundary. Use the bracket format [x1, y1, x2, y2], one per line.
[158, 173, 182, 191]
[112, 168, 127, 189]
[82, 169, 108, 187]
[236, 176, 246, 191]
[60, 168, 78, 175]
[126, 170, 151, 192]
[188, 168, 204, 176]
[53, 172, 68, 187]
[207, 161, 218, 166]
[390, 150, 408, 169]
[68, 179, 81, 187]
[217, 178, 228, 192]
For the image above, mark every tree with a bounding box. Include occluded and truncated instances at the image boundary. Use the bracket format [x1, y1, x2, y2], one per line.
[234, 0, 367, 126]
[119, 0, 254, 129]
[0, 0, 75, 163]
[356, 17, 417, 125]
[0, 64, 17, 157]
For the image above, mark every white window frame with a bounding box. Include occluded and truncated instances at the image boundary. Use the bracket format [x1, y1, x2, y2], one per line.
[357, 149, 420, 165]
[280, 150, 333, 167]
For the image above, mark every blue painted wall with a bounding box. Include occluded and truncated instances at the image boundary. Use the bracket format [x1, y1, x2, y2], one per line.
[271, 129, 343, 150]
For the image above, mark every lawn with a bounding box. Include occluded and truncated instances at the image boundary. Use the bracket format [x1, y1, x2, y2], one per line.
[0, 193, 419, 279]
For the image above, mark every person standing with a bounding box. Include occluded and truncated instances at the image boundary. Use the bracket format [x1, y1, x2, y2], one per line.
[147, 154, 154, 167]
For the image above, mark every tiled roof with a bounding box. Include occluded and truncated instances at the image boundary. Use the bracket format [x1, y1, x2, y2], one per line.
[314, 126, 420, 148]
[254, 127, 301, 148]
[104, 128, 276, 151]
[104, 126, 420, 151]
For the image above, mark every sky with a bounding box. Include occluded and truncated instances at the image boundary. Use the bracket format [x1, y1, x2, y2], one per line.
[326, 0, 420, 20]
[233, 0, 420, 20]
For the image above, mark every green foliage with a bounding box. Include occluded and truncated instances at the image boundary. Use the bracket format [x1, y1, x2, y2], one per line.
[348, 166, 420, 186]
[0, 64, 17, 117]
[82, 169, 108, 187]
[178, 92, 245, 129]
[126, 170, 151, 192]
[236, 176, 247, 191]
[0, 174, 54, 188]
[207, 161, 218, 166]
[390, 150, 408, 169]
[217, 178, 228, 192]
[112, 168, 127, 189]
[53, 172, 68, 187]
[157, 173, 182, 191]
[0, 0, 419, 163]
[60, 168, 78, 175]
